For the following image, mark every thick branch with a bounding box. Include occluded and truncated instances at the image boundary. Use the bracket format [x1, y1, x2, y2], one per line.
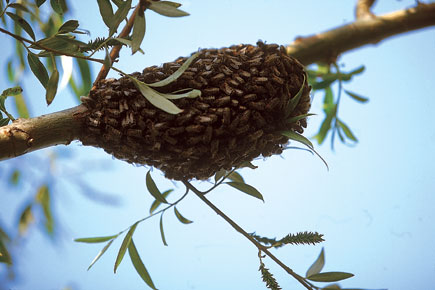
[0, 105, 87, 160]
[287, 3, 435, 65]
[356, 0, 376, 19]
[0, 4, 434, 160]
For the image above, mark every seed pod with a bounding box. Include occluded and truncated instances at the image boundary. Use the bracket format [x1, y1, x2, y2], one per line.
[81, 41, 311, 180]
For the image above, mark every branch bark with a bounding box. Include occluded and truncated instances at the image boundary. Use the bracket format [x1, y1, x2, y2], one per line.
[0, 3, 434, 161]
[286, 2, 435, 65]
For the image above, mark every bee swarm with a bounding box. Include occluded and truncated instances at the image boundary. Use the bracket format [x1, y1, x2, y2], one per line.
[81, 41, 311, 180]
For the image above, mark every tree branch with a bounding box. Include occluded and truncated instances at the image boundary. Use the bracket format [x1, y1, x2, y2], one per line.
[0, 105, 87, 160]
[0, 4, 434, 160]
[356, 0, 376, 19]
[182, 180, 314, 290]
[286, 2, 435, 65]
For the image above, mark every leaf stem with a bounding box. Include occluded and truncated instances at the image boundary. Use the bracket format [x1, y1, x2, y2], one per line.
[182, 179, 314, 290]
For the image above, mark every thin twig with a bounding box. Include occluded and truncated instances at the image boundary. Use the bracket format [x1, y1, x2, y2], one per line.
[182, 180, 314, 290]
[93, 1, 146, 87]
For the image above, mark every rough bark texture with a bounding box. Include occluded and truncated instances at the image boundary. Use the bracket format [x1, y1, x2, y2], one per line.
[0, 3, 434, 161]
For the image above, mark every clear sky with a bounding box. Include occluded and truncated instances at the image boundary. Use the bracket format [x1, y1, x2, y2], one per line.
[1, 1, 435, 290]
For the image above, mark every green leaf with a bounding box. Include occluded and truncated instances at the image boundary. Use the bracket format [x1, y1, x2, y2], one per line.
[114, 222, 138, 273]
[324, 87, 334, 105]
[50, 0, 67, 14]
[36, 0, 47, 7]
[7, 61, 14, 82]
[146, 170, 168, 204]
[128, 239, 157, 289]
[13, 94, 30, 118]
[159, 89, 201, 100]
[131, 8, 146, 54]
[348, 65, 365, 76]
[75, 234, 119, 243]
[227, 171, 244, 183]
[238, 161, 258, 169]
[337, 119, 357, 142]
[27, 53, 49, 88]
[6, 12, 36, 40]
[159, 213, 168, 246]
[174, 207, 193, 224]
[76, 57, 92, 96]
[87, 239, 114, 271]
[282, 130, 328, 169]
[58, 20, 79, 33]
[103, 45, 112, 69]
[148, 52, 199, 88]
[286, 113, 315, 125]
[97, 0, 114, 28]
[226, 181, 264, 201]
[344, 90, 369, 103]
[149, 189, 173, 214]
[1, 86, 23, 97]
[148, 1, 189, 17]
[158, 1, 182, 8]
[314, 105, 336, 145]
[35, 185, 54, 235]
[18, 204, 34, 235]
[0, 118, 10, 126]
[0, 239, 12, 265]
[9, 170, 20, 185]
[109, 0, 132, 36]
[131, 78, 183, 114]
[285, 75, 306, 117]
[214, 169, 227, 183]
[306, 248, 325, 277]
[307, 271, 354, 282]
[9, 3, 31, 13]
[46, 67, 59, 105]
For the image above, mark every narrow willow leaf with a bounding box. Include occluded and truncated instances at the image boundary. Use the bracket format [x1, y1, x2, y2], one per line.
[149, 189, 173, 214]
[348, 65, 365, 76]
[148, 1, 189, 17]
[131, 8, 145, 54]
[75, 57, 92, 96]
[307, 271, 354, 282]
[103, 45, 112, 69]
[128, 239, 157, 289]
[238, 161, 258, 169]
[282, 130, 328, 169]
[114, 222, 138, 273]
[0, 118, 9, 126]
[0, 239, 12, 265]
[9, 3, 31, 13]
[35, 185, 54, 235]
[159, 89, 201, 100]
[174, 207, 193, 224]
[1, 86, 23, 97]
[306, 248, 325, 277]
[227, 172, 244, 183]
[97, 0, 114, 28]
[50, 0, 66, 14]
[6, 12, 35, 40]
[159, 1, 182, 8]
[285, 75, 305, 117]
[18, 204, 33, 235]
[58, 20, 79, 33]
[36, 0, 47, 7]
[14, 94, 30, 118]
[46, 68, 59, 105]
[159, 214, 168, 246]
[324, 87, 333, 105]
[132, 78, 182, 114]
[344, 90, 369, 103]
[314, 107, 335, 145]
[146, 170, 168, 204]
[312, 76, 337, 90]
[87, 239, 114, 271]
[286, 113, 315, 125]
[75, 234, 118, 243]
[226, 181, 264, 202]
[214, 169, 227, 184]
[147, 53, 199, 88]
[7, 61, 14, 82]
[27, 53, 49, 88]
[337, 119, 357, 142]
[109, 0, 132, 36]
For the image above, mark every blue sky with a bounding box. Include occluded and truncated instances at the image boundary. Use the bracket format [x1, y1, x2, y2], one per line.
[1, 1, 435, 289]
